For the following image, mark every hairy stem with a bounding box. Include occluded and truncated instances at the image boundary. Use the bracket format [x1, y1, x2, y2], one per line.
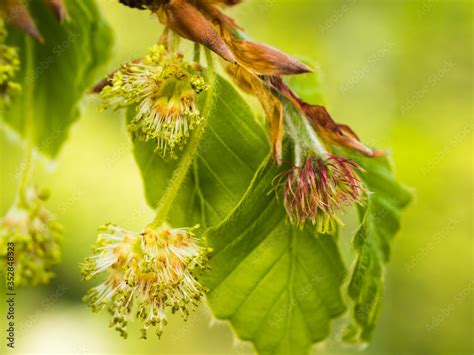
[150, 49, 215, 228]
[283, 111, 303, 167]
[18, 144, 33, 205]
[282, 97, 327, 161]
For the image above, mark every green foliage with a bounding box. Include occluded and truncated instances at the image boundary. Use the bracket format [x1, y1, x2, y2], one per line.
[1, 0, 112, 157]
[0, 0, 465, 352]
[202, 157, 347, 355]
[340, 151, 413, 343]
[286, 68, 412, 344]
[132, 72, 347, 353]
[131, 60, 412, 352]
[284, 59, 326, 106]
[131, 75, 269, 227]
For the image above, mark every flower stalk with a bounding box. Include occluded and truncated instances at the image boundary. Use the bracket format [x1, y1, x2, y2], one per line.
[151, 48, 215, 228]
[83, 49, 216, 339]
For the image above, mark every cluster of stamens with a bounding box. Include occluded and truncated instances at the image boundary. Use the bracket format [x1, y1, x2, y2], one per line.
[0, 20, 21, 104]
[81, 223, 210, 339]
[100, 44, 208, 158]
[0, 187, 62, 286]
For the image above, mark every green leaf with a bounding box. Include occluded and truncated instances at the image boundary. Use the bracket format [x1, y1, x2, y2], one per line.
[131, 75, 269, 227]
[2, 0, 113, 157]
[341, 152, 412, 343]
[285, 67, 412, 343]
[284, 59, 326, 106]
[133, 73, 346, 353]
[202, 157, 347, 355]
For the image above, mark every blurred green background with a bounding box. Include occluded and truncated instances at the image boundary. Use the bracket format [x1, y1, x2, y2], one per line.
[0, 0, 472, 354]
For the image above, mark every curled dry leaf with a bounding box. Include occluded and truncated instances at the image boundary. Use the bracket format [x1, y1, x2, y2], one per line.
[270, 76, 379, 157]
[1, 0, 69, 42]
[117, 0, 308, 76]
[302, 104, 377, 157]
[0, 0, 43, 42]
[228, 38, 312, 76]
[226, 63, 284, 162]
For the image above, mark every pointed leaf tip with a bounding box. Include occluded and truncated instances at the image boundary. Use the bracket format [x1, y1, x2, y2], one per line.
[1, 0, 43, 42]
[230, 39, 313, 76]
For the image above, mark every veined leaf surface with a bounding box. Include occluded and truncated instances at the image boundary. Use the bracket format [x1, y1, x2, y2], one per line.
[2, 0, 113, 157]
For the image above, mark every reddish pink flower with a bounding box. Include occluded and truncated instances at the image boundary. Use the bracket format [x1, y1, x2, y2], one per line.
[282, 154, 365, 233]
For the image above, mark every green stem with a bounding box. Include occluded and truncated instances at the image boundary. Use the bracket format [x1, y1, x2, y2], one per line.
[150, 49, 216, 228]
[19, 36, 36, 206]
[193, 43, 201, 63]
[193, 159, 207, 225]
[282, 97, 327, 161]
[205, 48, 214, 71]
[18, 143, 33, 205]
[283, 109, 303, 167]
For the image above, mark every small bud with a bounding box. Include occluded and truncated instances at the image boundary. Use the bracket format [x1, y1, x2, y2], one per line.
[0, 187, 63, 286]
[81, 223, 210, 339]
[100, 45, 209, 158]
[281, 155, 365, 234]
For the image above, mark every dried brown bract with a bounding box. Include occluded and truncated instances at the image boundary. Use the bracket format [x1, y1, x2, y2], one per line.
[0, 0, 68, 42]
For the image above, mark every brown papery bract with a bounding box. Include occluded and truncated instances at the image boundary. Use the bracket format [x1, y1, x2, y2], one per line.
[228, 38, 312, 76]
[43, 0, 68, 22]
[226, 63, 284, 163]
[0, 0, 69, 42]
[0, 0, 43, 42]
[161, 0, 236, 62]
[270, 76, 381, 158]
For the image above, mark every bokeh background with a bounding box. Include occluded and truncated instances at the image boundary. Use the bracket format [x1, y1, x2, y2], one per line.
[0, 0, 472, 354]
